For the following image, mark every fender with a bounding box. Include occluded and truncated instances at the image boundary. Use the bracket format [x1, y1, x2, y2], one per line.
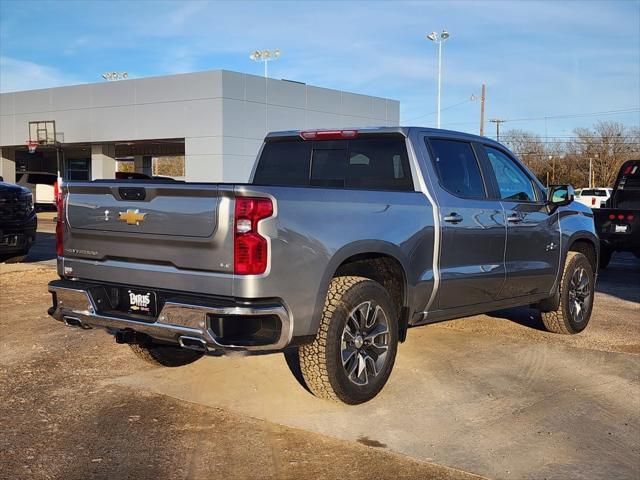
[548, 207, 599, 299]
[308, 240, 412, 336]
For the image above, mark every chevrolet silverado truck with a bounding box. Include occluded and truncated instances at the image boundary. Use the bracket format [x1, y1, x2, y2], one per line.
[593, 160, 639, 268]
[47, 127, 599, 404]
[0, 177, 37, 263]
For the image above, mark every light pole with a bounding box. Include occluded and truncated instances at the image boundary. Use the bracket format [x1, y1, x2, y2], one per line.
[426, 30, 450, 128]
[249, 49, 281, 78]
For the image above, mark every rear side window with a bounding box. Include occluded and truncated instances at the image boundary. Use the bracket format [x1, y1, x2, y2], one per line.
[428, 139, 486, 198]
[253, 137, 413, 191]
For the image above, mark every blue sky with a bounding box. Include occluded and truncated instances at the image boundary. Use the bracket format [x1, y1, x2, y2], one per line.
[1, 0, 639, 138]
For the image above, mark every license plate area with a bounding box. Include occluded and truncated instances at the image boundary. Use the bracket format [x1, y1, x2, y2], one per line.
[124, 288, 157, 316]
[614, 224, 629, 234]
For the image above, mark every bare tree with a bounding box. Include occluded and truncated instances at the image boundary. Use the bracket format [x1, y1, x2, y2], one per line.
[569, 121, 640, 187]
[502, 129, 549, 183]
[502, 121, 640, 188]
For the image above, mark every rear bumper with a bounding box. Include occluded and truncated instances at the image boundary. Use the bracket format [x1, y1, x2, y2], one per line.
[599, 232, 639, 252]
[47, 279, 293, 352]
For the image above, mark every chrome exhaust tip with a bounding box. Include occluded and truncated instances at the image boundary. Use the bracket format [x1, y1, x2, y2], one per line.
[178, 336, 208, 352]
[63, 316, 91, 329]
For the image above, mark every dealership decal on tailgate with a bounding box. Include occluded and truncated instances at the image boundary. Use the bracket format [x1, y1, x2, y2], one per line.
[127, 289, 156, 315]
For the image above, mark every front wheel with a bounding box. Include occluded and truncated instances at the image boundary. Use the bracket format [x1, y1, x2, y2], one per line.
[294, 276, 399, 405]
[541, 252, 594, 334]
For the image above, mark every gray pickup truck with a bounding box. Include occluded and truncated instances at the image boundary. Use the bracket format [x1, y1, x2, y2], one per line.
[48, 127, 599, 404]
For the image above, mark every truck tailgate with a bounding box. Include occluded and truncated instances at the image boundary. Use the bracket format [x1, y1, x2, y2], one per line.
[63, 182, 234, 273]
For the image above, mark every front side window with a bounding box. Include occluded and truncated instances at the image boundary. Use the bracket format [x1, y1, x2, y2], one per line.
[484, 146, 537, 202]
[428, 139, 486, 198]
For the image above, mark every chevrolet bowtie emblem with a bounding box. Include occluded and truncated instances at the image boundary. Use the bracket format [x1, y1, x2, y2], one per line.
[119, 209, 147, 225]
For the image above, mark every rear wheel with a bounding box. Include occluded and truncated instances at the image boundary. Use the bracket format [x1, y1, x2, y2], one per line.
[541, 252, 594, 334]
[129, 342, 203, 367]
[294, 276, 398, 404]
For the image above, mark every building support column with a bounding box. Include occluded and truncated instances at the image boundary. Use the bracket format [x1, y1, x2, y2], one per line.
[91, 144, 116, 180]
[0, 148, 16, 183]
[185, 137, 223, 182]
[134, 155, 152, 176]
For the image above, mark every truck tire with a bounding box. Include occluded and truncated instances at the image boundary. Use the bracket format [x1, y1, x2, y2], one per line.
[296, 276, 399, 404]
[1, 250, 29, 264]
[541, 252, 594, 334]
[128, 343, 203, 367]
[599, 247, 612, 269]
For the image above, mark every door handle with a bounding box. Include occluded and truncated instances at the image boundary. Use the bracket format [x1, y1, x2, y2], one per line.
[444, 213, 463, 224]
[507, 214, 523, 223]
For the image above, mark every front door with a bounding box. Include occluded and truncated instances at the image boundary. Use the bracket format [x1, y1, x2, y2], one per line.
[481, 145, 561, 298]
[425, 137, 506, 310]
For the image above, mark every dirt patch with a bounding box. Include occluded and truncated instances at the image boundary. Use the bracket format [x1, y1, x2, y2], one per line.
[0, 269, 482, 480]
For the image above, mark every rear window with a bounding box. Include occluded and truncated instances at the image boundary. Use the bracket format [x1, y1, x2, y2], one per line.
[253, 137, 413, 191]
[27, 173, 57, 185]
[581, 189, 608, 196]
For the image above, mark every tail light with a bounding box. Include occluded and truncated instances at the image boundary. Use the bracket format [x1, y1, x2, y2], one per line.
[608, 214, 616, 220]
[628, 214, 635, 221]
[55, 180, 64, 257]
[234, 197, 273, 275]
[617, 214, 625, 220]
[591, 198, 596, 206]
[300, 129, 358, 140]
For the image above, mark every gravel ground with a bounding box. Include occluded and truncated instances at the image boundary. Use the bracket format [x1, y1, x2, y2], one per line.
[0, 268, 482, 480]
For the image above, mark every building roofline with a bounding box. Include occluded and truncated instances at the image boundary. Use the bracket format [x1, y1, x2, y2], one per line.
[0, 69, 399, 103]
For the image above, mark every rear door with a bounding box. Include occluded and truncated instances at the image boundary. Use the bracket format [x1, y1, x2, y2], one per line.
[424, 136, 506, 310]
[480, 145, 560, 298]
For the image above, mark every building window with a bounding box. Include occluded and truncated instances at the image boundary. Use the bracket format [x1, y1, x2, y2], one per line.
[67, 158, 90, 181]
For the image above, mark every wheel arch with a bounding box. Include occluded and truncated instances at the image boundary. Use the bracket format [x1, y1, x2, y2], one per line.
[565, 231, 599, 274]
[310, 241, 412, 341]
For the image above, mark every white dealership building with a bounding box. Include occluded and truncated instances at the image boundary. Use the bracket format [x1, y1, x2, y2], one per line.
[0, 70, 399, 183]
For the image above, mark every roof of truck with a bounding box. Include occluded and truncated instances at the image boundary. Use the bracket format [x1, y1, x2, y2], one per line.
[265, 126, 505, 147]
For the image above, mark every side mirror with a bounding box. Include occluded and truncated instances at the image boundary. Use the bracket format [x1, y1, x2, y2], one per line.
[547, 184, 574, 211]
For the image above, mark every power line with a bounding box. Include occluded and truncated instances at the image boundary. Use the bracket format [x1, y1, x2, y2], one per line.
[441, 107, 640, 128]
[404, 96, 477, 122]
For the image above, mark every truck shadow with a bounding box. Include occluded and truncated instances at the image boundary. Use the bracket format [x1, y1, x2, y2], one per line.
[486, 307, 547, 331]
[595, 252, 640, 304]
[25, 232, 56, 262]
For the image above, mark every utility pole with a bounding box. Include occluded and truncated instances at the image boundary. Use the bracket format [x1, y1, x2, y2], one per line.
[489, 118, 505, 142]
[479, 84, 486, 136]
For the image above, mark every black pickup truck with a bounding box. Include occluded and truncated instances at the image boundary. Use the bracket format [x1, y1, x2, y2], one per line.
[594, 160, 640, 268]
[0, 177, 37, 262]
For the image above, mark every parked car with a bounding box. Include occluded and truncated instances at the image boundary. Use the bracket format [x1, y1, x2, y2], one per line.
[16, 171, 57, 210]
[47, 127, 598, 404]
[575, 187, 613, 209]
[0, 176, 37, 262]
[593, 160, 640, 268]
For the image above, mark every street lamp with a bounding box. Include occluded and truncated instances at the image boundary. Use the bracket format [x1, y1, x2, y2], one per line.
[249, 49, 281, 78]
[426, 30, 450, 128]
